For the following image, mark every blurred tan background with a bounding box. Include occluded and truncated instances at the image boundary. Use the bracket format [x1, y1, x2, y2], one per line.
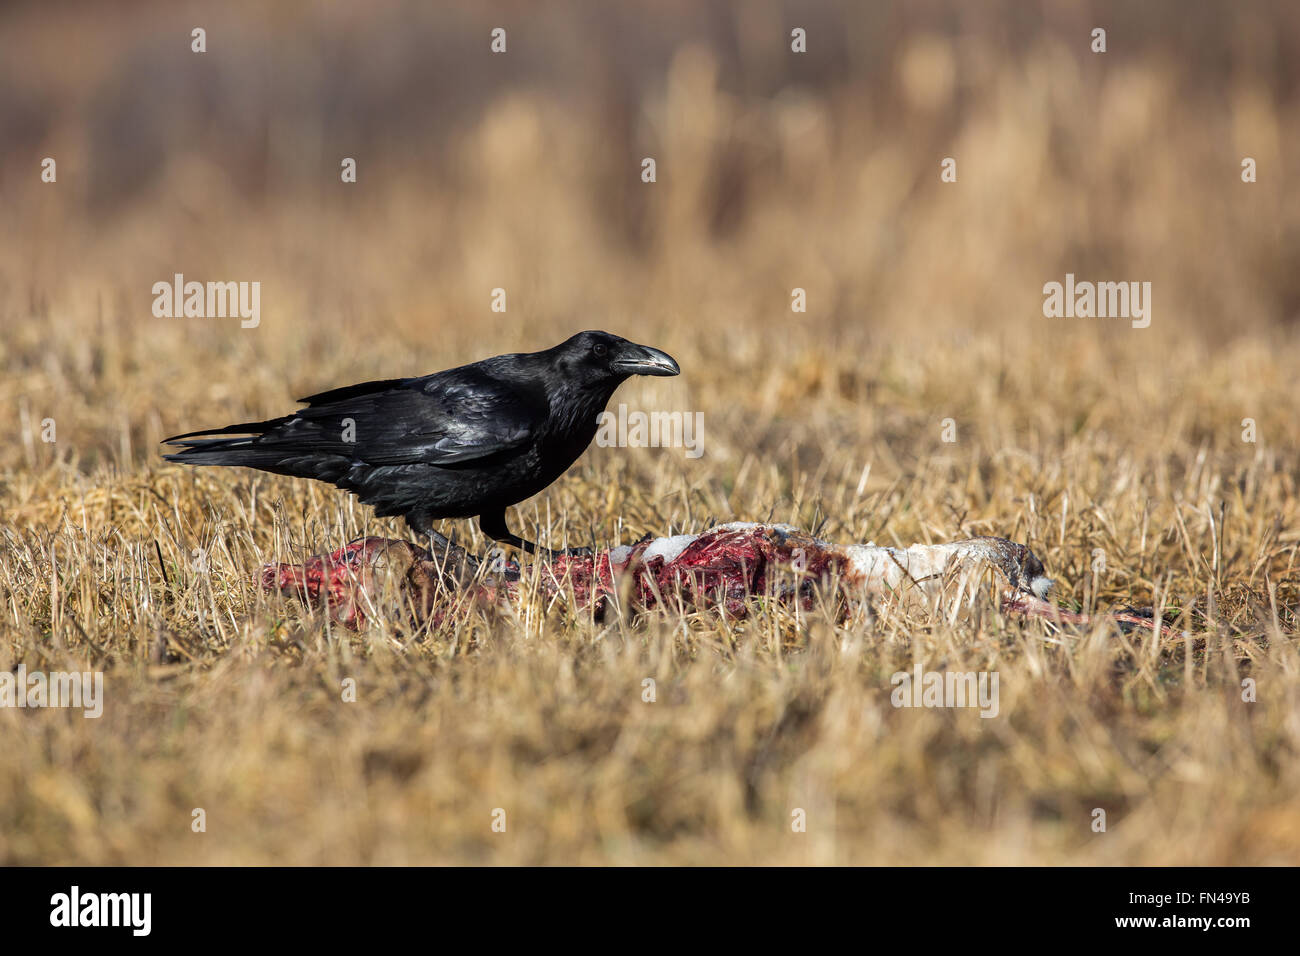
[2, 1, 1296, 476]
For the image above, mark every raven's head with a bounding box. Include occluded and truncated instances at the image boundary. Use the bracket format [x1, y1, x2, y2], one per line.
[556, 330, 680, 386]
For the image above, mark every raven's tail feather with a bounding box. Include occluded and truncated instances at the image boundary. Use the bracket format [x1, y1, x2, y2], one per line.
[163, 437, 288, 470]
[161, 418, 284, 445]
[161, 417, 291, 470]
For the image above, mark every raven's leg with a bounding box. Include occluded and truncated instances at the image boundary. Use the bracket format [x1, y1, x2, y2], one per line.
[405, 512, 479, 582]
[480, 510, 592, 558]
[404, 511, 457, 555]
[479, 510, 539, 554]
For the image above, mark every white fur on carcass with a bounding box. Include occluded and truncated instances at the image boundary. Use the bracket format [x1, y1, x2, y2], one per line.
[637, 522, 1054, 611]
[845, 540, 1054, 599]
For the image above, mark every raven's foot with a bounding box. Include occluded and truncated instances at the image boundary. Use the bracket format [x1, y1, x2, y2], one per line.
[546, 545, 594, 558]
[422, 529, 481, 584]
[501, 536, 592, 560]
[504, 543, 592, 560]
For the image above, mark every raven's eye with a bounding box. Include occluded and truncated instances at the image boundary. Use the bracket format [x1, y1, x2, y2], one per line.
[592, 343, 608, 358]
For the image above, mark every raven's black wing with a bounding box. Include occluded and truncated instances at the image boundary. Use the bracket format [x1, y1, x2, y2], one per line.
[163, 366, 544, 470]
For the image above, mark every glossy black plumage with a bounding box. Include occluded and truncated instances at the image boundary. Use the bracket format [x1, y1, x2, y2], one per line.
[162, 330, 679, 553]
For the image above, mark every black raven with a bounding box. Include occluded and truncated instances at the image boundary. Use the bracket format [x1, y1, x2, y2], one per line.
[162, 330, 679, 555]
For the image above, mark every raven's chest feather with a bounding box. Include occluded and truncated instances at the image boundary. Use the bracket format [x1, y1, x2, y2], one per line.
[530, 386, 611, 478]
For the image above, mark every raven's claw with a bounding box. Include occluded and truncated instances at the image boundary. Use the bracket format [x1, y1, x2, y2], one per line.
[549, 545, 593, 558]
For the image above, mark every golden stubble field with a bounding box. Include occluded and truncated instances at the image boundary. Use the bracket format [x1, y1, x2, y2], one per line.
[1, 0, 1299, 864]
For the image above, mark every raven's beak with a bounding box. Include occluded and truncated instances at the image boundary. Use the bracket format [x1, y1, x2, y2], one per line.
[613, 343, 680, 377]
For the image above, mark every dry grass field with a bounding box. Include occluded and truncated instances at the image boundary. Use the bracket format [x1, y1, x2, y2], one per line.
[2, 0, 1299, 865]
